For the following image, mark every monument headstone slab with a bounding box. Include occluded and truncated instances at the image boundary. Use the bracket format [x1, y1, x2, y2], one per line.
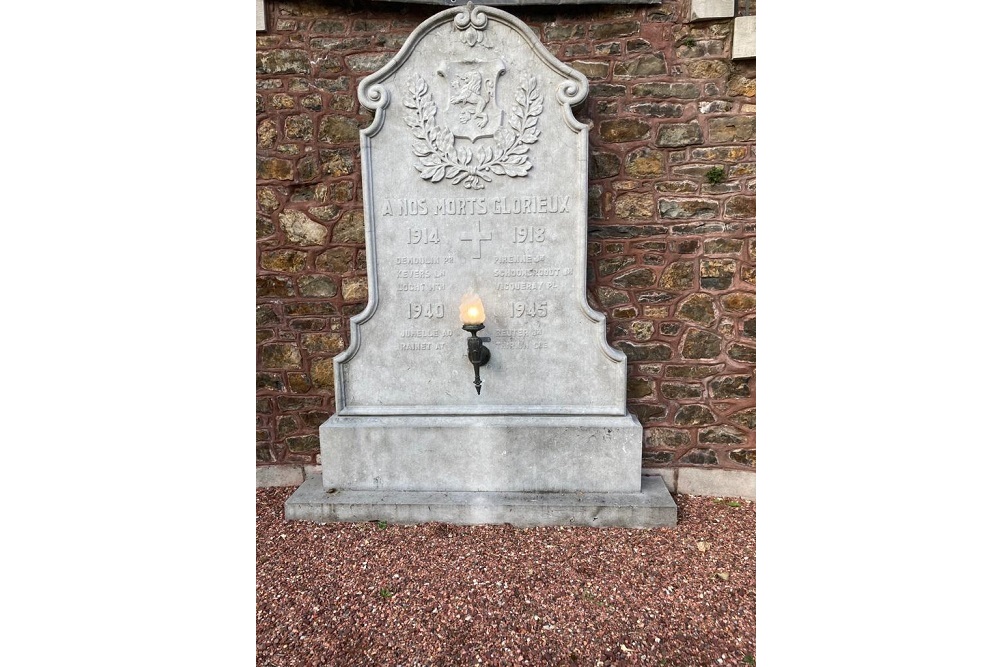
[286, 3, 676, 527]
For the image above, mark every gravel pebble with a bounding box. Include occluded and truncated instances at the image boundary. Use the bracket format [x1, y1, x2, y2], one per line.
[257, 486, 755, 666]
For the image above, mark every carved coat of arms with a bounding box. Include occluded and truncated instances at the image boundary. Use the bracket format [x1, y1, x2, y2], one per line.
[403, 59, 543, 190]
[438, 60, 506, 141]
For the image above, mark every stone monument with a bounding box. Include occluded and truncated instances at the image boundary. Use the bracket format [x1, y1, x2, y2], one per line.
[286, 3, 677, 527]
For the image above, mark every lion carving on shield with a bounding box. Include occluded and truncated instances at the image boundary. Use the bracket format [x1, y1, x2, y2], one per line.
[449, 71, 494, 130]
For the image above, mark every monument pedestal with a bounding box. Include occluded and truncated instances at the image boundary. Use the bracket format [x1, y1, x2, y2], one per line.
[318, 414, 644, 494]
[285, 471, 676, 528]
[285, 413, 677, 527]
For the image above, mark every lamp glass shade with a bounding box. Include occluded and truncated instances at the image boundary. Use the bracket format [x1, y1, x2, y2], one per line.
[459, 293, 486, 325]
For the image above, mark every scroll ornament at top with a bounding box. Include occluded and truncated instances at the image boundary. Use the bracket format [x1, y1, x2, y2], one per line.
[454, 2, 489, 47]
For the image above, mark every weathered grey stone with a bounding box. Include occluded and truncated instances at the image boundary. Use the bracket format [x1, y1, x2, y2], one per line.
[682, 329, 722, 359]
[654, 121, 704, 147]
[674, 404, 716, 426]
[330, 210, 365, 243]
[612, 267, 656, 288]
[591, 22, 640, 40]
[310, 357, 335, 389]
[691, 146, 748, 162]
[257, 372, 284, 391]
[257, 305, 279, 327]
[277, 396, 325, 411]
[319, 148, 355, 176]
[316, 247, 354, 272]
[598, 286, 631, 307]
[287, 435, 320, 453]
[257, 276, 294, 298]
[286, 472, 676, 527]
[728, 343, 755, 363]
[633, 82, 700, 99]
[346, 52, 393, 72]
[598, 256, 635, 276]
[286, 302, 338, 316]
[322, 415, 642, 493]
[285, 114, 314, 141]
[725, 195, 756, 219]
[660, 382, 702, 399]
[658, 198, 718, 219]
[298, 275, 338, 297]
[709, 374, 752, 398]
[627, 377, 654, 399]
[257, 214, 275, 239]
[590, 152, 621, 180]
[704, 238, 743, 254]
[600, 119, 651, 142]
[257, 188, 280, 214]
[699, 425, 746, 444]
[614, 192, 655, 218]
[729, 449, 756, 468]
[727, 73, 756, 97]
[256, 156, 293, 180]
[659, 260, 695, 290]
[708, 116, 755, 143]
[257, 49, 310, 75]
[677, 293, 717, 325]
[630, 320, 654, 341]
[624, 148, 666, 177]
[302, 333, 346, 354]
[630, 404, 667, 423]
[261, 250, 308, 273]
[276, 416, 297, 438]
[258, 119, 277, 148]
[613, 53, 666, 77]
[318, 116, 360, 144]
[664, 363, 724, 378]
[260, 343, 302, 369]
[700, 258, 737, 289]
[730, 407, 756, 430]
[676, 467, 754, 500]
[279, 211, 327, 246]
[616, 341, 673, 362]
[679, 448, 718, 465]
[341, 276, 368, 302]
[571, 60, 609, 79]
[721, 291, 755, 312]
[296, 154, 319, 181]
[644, 427, 690, 448]
[626, 102, 685, 118]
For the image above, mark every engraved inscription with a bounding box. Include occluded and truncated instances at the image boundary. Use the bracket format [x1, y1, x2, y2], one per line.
[509, 300, 548, 318]
[406, 303, 444, 319]
[408, 227, 441, 244]
[512, 226, 544, 243]
[382, 195, 570, 217]
[495, 281, 557, 291]
[403, 75, 542, 190]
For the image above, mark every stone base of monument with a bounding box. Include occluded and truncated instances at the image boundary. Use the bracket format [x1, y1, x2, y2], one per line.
[283, 414, 677, 527]
[318, 414, 647, 494]
[285, 472, 677, 528]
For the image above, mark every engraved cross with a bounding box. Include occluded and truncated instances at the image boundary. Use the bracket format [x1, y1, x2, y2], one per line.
[459, 220, 493, 259]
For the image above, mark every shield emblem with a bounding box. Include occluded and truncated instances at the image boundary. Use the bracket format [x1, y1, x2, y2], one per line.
[436, 59, 506, 142]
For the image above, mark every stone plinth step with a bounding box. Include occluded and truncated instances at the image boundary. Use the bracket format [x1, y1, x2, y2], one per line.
[285, 473, 677, 528]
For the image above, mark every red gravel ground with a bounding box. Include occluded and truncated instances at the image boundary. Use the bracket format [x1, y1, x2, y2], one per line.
[257, 486, 755, 666]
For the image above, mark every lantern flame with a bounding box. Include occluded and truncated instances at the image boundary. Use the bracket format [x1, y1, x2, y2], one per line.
[459, 293, 486, 325]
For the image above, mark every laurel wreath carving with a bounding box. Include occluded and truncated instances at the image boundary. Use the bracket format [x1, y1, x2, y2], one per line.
[403, 75, 542, 190]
